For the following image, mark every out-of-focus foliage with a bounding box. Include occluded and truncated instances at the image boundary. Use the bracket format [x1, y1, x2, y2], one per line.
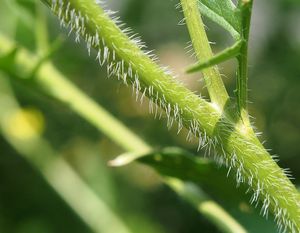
[0, 0, 299, 232]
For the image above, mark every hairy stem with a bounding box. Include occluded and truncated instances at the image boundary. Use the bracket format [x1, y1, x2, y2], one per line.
[7, 0, 300, 231]
[0, 34, 247, 233]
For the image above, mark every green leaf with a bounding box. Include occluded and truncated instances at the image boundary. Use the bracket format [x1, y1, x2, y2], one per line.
[186, 39, 242, 73]
[111, 147, 244, 201]
[138, 147, 245, 202]
[138, 147, 277, 232]
[110, 149, 250, 232]
[198, 0, 241, 39]
[0, 46, 19, 72]
[139, 147, 222, 182]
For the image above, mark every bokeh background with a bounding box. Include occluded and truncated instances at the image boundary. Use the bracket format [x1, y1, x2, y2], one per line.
[0, 0, 299, 232]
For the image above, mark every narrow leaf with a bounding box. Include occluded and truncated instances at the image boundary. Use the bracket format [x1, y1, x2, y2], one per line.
[186, 40, 242, 73]
[137, 147, 244, 201]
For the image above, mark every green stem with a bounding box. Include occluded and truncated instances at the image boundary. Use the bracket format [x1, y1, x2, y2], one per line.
[5, 0, 300, 230]
[0, 35, 246, 233]
[38, 63, 150, 154]
[237, 0, 253, 123]
[166, 178, 247, 233]
[0, 36, 149, 154]
[0, 77, 132, 233]
[180, 0, 230, 109]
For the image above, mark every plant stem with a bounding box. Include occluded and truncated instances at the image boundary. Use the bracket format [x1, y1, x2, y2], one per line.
[6, 0, 300, 230]
[0, 36, 149, 154]
[0, 77, 132, 233]
[0, 34, 247, 233]
[180, 0, 230, 110]
[237, 0, 253, 123]
[166, 178, 247, 233]
[38, 65, 151, 154]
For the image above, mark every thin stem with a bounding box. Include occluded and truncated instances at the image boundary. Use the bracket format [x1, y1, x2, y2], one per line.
[237, 0, 253, 123]
[0, 77, 132, 233]
[40, 68, 151, 154]
[180, 0, 230, 110]
[166, 178, 247, 233]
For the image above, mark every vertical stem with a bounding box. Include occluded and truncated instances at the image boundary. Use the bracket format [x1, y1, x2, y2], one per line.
[237, 0, 253, 123]
[180, 0, 229, 110]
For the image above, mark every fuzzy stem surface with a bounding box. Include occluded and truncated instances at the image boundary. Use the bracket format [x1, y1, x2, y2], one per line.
[12, 0, 300, 231]
[0, 34, 247, 233]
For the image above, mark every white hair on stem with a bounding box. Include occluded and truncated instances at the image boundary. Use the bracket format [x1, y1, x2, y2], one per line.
[49, 1, 300, 232]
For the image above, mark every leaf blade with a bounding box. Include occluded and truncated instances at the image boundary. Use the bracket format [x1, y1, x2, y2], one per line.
[198, 0, 241, 39]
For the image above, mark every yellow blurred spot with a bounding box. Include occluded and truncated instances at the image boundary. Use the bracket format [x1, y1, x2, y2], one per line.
[6, 108, 45, 140]
[239, 202, 252, 213]
[154, 154, 162, 162]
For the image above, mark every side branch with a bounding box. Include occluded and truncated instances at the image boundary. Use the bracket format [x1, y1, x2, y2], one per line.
[180, 0, 230, 110]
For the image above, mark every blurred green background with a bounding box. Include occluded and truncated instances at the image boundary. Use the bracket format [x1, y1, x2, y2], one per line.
[0, 0, 299, 232]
